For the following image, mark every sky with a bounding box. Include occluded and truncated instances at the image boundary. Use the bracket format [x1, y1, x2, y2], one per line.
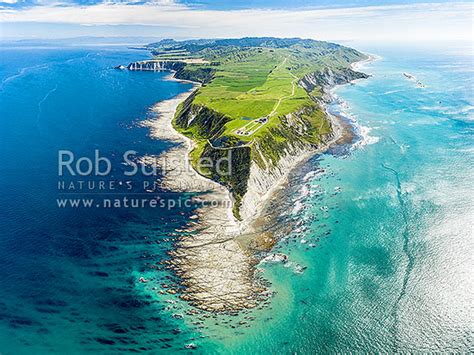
[0, 0, 472, 42]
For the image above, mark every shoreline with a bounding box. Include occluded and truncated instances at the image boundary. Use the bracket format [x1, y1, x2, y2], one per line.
[142, 54, 373, 312]
[141, 83, 259, 312]
[351, 53, 380, 71]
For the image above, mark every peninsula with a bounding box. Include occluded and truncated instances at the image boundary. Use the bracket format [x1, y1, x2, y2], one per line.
[128, 37, 369, 312]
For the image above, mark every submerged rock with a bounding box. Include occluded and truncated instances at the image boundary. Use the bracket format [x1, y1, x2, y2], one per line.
[185, 343, 197, 349]
[261, 253, 288, 263]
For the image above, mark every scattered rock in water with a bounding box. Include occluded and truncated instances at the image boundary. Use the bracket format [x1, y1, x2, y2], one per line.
[294, 265, 307, 274]
[186, 309, 200, 316]
[184, 343, 197, 350]
[261, 253, 288, 264]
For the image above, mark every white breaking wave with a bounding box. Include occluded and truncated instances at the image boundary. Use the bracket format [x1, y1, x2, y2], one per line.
[354, 125, 381, 147]
[382, 89, 404, 95]
[292, 200, 305, 215]
[419, 104, 474, 121]
[330, 95, 380, 148]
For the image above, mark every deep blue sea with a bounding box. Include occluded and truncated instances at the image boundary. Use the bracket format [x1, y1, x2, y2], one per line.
[0, 46, 201, 353]
[0, 43, 472, 353]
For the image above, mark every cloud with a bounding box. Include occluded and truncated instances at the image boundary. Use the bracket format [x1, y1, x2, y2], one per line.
[0, 1, 472, 41]
[101, 0, 180, 5]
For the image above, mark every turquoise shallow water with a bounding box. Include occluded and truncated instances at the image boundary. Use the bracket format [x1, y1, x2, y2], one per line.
[0, 42, 472, 353]
[195, 43, 473, 353]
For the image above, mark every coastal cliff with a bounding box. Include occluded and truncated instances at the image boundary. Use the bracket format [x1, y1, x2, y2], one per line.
[128, 60, 185, 71]
[240, 68, 367, 221]
[300, 67, 369, 102]
[127, 59, 215, 83]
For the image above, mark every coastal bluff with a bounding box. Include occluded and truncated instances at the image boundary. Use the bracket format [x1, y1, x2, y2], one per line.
[126, 60, 185, 71]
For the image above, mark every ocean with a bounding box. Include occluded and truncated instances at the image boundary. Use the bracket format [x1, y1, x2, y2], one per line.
[0, 45, 201, 353]
[0, 42, 472, 353]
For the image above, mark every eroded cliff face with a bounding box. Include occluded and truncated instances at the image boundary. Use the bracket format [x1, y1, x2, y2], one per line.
[239, 105, 335, 222]
[174, 93, 230, 139]
[300, 67, 369, 101]
[128, 60, 185, 71]
[240, 142, 310, 222]
[127, 60, 215, 83]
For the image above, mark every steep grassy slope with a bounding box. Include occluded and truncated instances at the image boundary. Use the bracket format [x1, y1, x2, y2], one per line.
[147, 37, 368, 218]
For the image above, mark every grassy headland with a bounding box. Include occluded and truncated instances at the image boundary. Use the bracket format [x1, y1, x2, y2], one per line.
[146, 37, 368, 218]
